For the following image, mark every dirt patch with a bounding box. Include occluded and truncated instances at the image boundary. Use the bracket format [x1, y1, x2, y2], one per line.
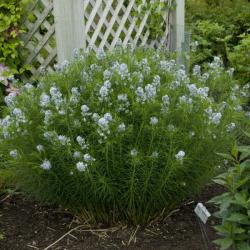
[0, 185, 223, 250]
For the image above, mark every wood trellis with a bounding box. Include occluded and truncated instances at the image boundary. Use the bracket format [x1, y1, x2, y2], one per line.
[85, 0, 170, 48]
[22, 0, 185, 75]
[22, 0, 56, 75]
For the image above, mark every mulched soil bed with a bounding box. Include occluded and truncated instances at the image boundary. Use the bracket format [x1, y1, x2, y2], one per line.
[0, 185, 224, 250]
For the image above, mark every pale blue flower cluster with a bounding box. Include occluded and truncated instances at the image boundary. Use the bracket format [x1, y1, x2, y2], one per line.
[0, 115, 12, 139]
[57, 135, 71, 146]
[205, 107, 222, 125]
[117, 93, 130, 113]
[54, 60, 69, 72]
[40, 160, 51, 170]
[159, 60, 176, 72]
[226, 122, 236, 132]
[136, 78, 160, 104]
[76, 162, 87, 172]
[99, 80, 112, 102]
[12, 108, 26, 124]
[175, 150, 185, 162]
[73, 151, 81, 159]
[36, 145, 44, 152]
[70, 87, 81, 104]
[40, 93, 50, 107]
[140, 58, 151, 75]
[187, 84, 209, 100]
[76, 153, 95, 172]
[208, 56, 222, 70]
[118, 123, 126, 132]
[43, 110, 52, 126]
[210, 112, 222, 125]
[150, 116, 158, 125]
[179, 95, 192, 106]
[96, 48, 106, 60]
[50, 86, 63, 110]
[97, 113, 113, 140]
[130, 148, 138, 157]
[9, 149, 18, 159]
[76, 136, 88, 149]
[4, 93, 16, 107]
[118, 63, 129, 80]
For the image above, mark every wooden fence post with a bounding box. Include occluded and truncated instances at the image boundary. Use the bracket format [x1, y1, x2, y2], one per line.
[170, 0, 185, 55]
[54, 0, 85, 62]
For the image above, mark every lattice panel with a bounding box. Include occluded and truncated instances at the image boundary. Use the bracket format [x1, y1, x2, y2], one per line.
[22, 0, 171, 76]
[22, 0, 56, 76]
[83, 0, 171, 52]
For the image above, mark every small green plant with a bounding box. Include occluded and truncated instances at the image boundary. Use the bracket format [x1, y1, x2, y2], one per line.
[210, 132, 250, 250]
[0, 48, 247, 224]
[0, 233, 5, 241]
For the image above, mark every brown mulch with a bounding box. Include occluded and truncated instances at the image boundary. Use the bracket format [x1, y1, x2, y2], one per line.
[0, 185, 224, 250]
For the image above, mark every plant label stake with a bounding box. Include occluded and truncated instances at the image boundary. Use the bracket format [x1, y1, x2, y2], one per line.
[194, 203, 211, 224]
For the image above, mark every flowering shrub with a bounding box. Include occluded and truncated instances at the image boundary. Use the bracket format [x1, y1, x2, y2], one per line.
[0, 48, 248, 224]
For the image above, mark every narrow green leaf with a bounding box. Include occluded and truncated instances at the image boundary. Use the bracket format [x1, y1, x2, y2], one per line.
[213, 238, 233, 250]
[241, 160, 250, 170]
[237, 146, 250, 154]
[243, 131, 250, 138]
[213, 179, 227, 186]
[216, 153, 236, 162]
[227, 213, 250, 225]
[236, 242, 250, 250]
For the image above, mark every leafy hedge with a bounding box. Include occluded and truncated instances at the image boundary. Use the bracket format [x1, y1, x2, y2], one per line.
[0, 0, 31, 74]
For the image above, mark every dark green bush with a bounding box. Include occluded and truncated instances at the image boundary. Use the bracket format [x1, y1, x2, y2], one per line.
[186, 0, 250, 83]
[190, 20, 228, 67]
[229, 34, 250, 83]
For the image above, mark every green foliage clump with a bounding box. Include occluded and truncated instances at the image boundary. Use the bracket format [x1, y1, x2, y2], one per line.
[229, 34, 250, 83]
[0, 0, 31, 74]
[191, 21, 228, 67]
[210, 132, 250, 250]
[0, 48, 247, 224]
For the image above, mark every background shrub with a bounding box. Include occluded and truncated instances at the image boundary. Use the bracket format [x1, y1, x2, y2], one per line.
[0, 0, 31, 74]
[186, 0, 250, 84]
[229, 34, 250, 84]
[0, 48, 247, 224]
[190, 20, 228, 67]
[210, 131, 250, 250]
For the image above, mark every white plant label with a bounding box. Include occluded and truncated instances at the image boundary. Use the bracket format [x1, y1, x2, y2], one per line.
[194, 203, 211, 224]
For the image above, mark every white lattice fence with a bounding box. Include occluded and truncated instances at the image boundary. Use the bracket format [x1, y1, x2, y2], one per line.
[54, 0, 173, 62]
[22, 0, 56, 75]
[22, 0, 184, 75]
[83, 0, 170, 51]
